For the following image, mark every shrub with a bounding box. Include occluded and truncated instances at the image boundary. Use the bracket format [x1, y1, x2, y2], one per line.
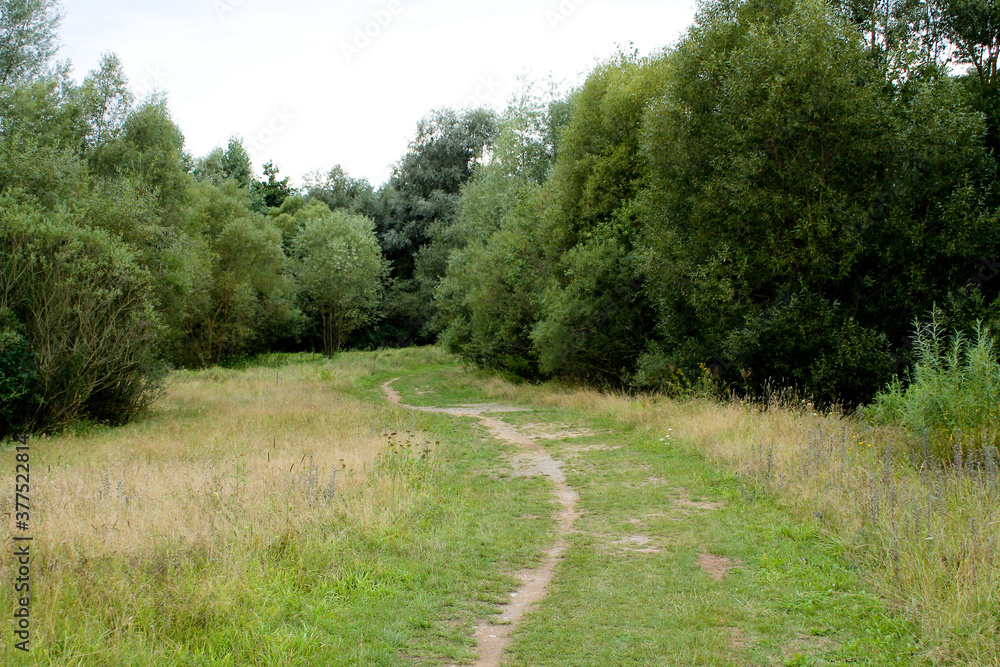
[867, 310, 1000, 461]
[532, 239, 654, 387]
[0, 201, 165, 431]
[0, 309, 39, 438]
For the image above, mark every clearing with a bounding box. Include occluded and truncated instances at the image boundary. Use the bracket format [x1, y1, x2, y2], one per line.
[0, 348, 958, 665]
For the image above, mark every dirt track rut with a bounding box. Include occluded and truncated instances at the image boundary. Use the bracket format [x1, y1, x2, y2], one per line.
[382, 379, 579, 667]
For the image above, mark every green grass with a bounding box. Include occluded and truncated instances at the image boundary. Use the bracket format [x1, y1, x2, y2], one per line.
[4, 347, 987, 664]
[387, 364, 924, 666]
[867, 312, 1000, 462]
[0, 348, 554, 665]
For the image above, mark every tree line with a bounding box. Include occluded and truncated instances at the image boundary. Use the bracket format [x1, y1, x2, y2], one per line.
[2, 0, 1000, 436]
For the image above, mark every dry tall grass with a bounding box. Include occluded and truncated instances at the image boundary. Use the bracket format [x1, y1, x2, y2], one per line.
[0, 356, 432, 657]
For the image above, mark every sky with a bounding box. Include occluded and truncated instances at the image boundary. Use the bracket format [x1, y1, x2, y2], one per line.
[58, 0, 698, 188]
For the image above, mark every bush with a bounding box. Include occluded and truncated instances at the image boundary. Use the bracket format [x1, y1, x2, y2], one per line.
[0, 310, 39, 439]
[532, 239, 654, 387]
[867, 310, 1000, 461]
[0, 202, 165, 431]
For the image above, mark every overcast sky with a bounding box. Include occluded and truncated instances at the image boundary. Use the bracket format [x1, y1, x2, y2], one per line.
[58, 0, 698, 187]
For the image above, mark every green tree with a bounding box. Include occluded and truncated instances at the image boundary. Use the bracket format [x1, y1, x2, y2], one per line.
[87, 98, 191, 223]
[374, 107, 497, 344]
[292, 209, 388, 355]
[936, 0, 1000, 90]
[0, 0, 61, 86]
[77, 52, 132, 149]
[176, 180, 296, 366]
[253, 160, 293, 211]
[935, 0, 1000, 152]
[0, 307, 38, 438]
[434, 83, 569, 375]
[222, 136, 253, 187]
[436, 200, 548, 379]
[521, 53, 668, 386]
[193, 137, 256, 192]
[637, 0, 996, 403]
[302, 164, 374, 215]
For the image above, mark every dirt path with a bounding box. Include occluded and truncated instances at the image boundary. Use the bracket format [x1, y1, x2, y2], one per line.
[383, 379, 580, 667]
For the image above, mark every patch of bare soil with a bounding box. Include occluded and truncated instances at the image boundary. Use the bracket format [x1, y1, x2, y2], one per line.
[383, 379, 579, 667]
[610, 534, 663, 555]
[516, 422, 596, 440]
[671, 487, 728, 511]
[625, 512, 668, 529]
[563, 443, 621, 453]
[697, 552, 742, 581]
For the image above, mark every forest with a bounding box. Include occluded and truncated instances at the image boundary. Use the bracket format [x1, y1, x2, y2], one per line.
[3, 0, 1000, 437]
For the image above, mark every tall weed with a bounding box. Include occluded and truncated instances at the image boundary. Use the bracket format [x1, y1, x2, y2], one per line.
[868, 311, 1000, 461]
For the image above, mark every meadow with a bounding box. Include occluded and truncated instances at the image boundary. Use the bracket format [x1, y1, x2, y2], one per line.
[0, 349, 554, 665]
[1, 348, 997, 665]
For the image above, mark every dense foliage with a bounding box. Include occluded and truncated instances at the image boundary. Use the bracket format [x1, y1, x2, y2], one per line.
[4, 0, 1000, 434]
[436, 0, 1000, 405]
[0, 0, 385, 433]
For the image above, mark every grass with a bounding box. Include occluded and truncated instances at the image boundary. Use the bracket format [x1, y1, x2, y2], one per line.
[2, 347, 997, 665]
[391, 366, 927, 666]
[408, 365, 997, 665]
[868, 312, 1000, 461]
[0, 348, 554, 665]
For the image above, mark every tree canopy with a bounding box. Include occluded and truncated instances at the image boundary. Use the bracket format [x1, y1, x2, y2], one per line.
[5, 0, 1000, 433]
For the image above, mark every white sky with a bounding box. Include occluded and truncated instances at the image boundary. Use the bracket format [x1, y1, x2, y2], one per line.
[58, 0, 697, 188]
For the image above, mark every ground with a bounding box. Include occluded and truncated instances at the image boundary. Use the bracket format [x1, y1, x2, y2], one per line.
[0, 349, 935, 665]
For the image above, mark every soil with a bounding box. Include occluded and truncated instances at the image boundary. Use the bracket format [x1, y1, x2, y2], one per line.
[697, 552, 742, 581]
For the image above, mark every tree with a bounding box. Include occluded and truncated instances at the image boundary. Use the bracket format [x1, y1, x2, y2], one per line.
[374, 107, 497, 344]
[636, 0, 997, 403]
[0, 0, 61, 86]
[0, 200, 165, 431]
[834, 0, 948, 77]
[176, 180, 297, 366]
[252, 160, 293, 211]
[935, 0, 1000, 152]
[222, 136, 253, 187]
[936, 0, 1000, 90]
[292, 209, 388, 355]
[514, 53, 667, 386]
[192, 137, 255, 188]
[87, 99, 191, 222]
[435, 83, 571, 376]
[77, 52, 132, 149]
[435, 202, 548, 379]
[302, 164, 374, 215]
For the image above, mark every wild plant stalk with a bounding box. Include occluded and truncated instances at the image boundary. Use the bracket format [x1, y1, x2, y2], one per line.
[869, 311, 1000, 462]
